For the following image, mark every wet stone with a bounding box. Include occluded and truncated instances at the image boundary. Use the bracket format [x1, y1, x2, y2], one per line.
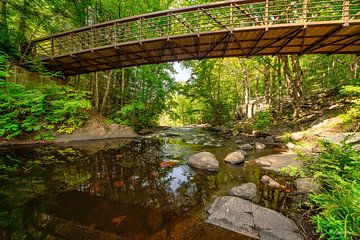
[255, 153, 301, 173]
[237, 143, 253, 151]
[255, 142, 266, 150]
[187, 151, 219, 171]
[206, 196, 303, 240]
[224, 151, 245, 165]
[229, 183, 258, 202]
[261, 175, 282, 189]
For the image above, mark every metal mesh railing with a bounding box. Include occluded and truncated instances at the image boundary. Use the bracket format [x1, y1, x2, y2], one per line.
[26, 0, 360, 59]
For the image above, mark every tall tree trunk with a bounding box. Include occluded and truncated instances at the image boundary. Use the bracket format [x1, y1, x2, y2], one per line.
[121, 68, 125, 107]
[94, 72, 99, 110]
[0, 0, 9, 47]
[101, 70, 114, 113]
[242, 61, 252, 118]
[282, 56, 302, 118]
[264, 62, 270, 104]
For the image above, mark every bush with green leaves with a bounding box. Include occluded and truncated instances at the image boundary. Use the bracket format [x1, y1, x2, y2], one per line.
[0, 80, 92, 140]
[252, 110, 274, 131]
[304, 141, 360, 239]
[339, 84, 360, 129]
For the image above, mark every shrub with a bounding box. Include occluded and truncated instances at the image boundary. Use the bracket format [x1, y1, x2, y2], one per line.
[0, 80, 91, 139]
[304, 141, 360, 239]
[253, 110, 274, 131]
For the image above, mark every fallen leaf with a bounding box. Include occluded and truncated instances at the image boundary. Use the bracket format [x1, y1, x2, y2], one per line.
[160, 161, 176, 168]
[113, 181, 125, 188]
[112, 215, 128, 226]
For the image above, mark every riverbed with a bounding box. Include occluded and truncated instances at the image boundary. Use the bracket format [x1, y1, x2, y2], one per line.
[0, 127, 299, 240]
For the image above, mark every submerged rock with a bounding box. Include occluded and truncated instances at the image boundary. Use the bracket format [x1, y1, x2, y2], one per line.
[229, 183, 257, 202]
[237, 143, 253, 151]
[261, 175, 282, 189]
[224, 151, 245, 164]
[187, 152, 219, 171]
[253, 130, 272, 138]
[255, 142, 266, 150]
[206, 196, 303, 240]
[255, 153, 300, 173]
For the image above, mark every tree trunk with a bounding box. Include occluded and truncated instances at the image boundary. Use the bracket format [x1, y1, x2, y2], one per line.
[121, 68, 125, 107]
[0, 0, 9, 47]
[94, 72, 99, 110]
[101, 70, 114, 113]
[264, 61, 270, 104]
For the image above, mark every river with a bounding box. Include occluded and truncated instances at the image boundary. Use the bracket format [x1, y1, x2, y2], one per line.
[0, 127, 298, 240]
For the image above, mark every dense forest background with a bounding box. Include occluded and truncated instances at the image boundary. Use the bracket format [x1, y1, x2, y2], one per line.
[0, 0, 359, 133]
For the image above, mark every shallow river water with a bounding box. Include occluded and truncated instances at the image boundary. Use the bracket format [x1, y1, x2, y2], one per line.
[0, 127, 298, 240]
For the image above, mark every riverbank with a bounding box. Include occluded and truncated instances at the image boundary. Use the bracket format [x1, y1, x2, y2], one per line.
[0, 114, 138, 147]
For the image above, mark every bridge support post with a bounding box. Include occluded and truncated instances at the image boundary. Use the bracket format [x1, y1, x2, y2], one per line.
[265, 0, 269, 31]
[302, 0, 308, 28]
[342, 0, 350, 27]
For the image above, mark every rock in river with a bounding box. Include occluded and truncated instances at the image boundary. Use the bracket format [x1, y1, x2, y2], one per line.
[255, 153, 301, 173]
[261, 175, 282, 189]
[187, 152, 219, 171]
[237, 143, 253, 151]
[224, 151, 245, 164]
[229, 183, 258, 202]
[206, 196, 303, 240]
[255, 142, 266, 150]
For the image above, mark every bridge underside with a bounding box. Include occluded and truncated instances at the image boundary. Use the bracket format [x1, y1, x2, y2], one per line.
[38, 21, 360, 76]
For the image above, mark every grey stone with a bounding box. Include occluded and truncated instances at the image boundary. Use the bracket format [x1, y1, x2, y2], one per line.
[264, 136, 274, 144]
[187, 152, 219, 171]
[229, 183, 257, 202]
[224, 151, 245, 164]
[237, 143, 253, 151]
[255, 142, 266, 150]
[234, 139, 243, 144]
[255, 153, 301, 173]
[206, 196, 303, 240]
[295, 178, 320, 194]
[325, 132, 360, 145]
[286, 142, 296, 150]
[261, 175, 282, 189]
[290, 132, 304, 142]
[237, 149, 248, 156]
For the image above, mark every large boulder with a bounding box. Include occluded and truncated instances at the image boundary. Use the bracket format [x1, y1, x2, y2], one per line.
[255, 153, 301, 173]
[325, 132, 360, 145]
[229, 183, 258, 202]
[206, 196, 303, 240]
[224, 151, 245, 165]
[187, 152, 219, 171]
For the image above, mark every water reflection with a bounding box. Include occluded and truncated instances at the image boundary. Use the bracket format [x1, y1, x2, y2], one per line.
[0, 128, 294, 240]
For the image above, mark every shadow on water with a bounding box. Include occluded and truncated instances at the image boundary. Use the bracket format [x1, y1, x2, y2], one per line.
[0, 127, 296, 240]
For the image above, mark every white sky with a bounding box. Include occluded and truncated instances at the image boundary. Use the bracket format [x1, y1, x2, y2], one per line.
[172, 62, 192, 82]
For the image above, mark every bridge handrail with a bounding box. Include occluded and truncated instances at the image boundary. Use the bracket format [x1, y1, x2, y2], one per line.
[32, 0, 263, 43]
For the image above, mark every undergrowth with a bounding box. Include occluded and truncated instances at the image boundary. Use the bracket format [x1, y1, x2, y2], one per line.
[0, 80, 92, 140]
[304, 141, 360, 240]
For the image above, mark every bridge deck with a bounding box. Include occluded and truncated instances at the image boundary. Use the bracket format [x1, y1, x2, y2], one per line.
[22, 0, 360, 76]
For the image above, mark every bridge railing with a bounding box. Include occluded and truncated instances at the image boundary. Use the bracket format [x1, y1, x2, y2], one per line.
[25, 0, 359, 60]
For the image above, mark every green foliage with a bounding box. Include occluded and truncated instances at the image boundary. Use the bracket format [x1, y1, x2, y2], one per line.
[304, 141, 360, 239]
[280, 165, 305, 178]
[339, 85, 360, 129]
[253, 110, 274, 131]
[0, 80, 91, 139]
